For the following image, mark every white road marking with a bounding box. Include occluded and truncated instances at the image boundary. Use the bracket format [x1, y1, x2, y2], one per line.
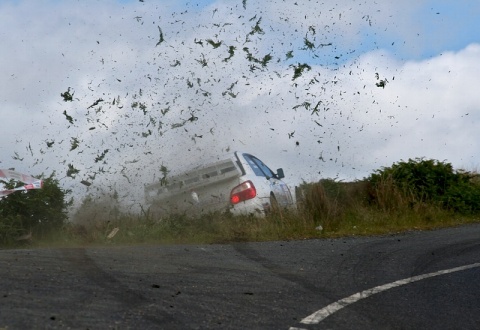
[300, 262, 480, 325]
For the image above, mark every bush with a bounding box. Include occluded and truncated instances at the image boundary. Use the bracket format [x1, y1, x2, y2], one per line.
[368, 158, 480, 213]
[441, 175, 480, 213]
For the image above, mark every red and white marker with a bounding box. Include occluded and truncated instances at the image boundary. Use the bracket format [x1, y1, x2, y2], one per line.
[0, 169, 44, 197]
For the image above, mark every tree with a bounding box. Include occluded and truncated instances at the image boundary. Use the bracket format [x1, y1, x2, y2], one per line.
[0, 173, 70, 244]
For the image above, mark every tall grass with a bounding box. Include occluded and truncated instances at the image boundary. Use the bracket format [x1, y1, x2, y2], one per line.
[55, 207, 317, 246]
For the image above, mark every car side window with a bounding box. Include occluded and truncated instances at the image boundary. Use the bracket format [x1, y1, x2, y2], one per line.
[243, 154, 264, 176]
[243, 154, 275, 178]
[252, 157, 275, 178]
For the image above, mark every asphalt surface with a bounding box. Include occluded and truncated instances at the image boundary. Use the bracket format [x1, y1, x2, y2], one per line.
[1, 224, 479, 329]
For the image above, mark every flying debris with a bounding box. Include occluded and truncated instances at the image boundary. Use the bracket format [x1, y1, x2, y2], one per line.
[206, 39, 222, 49]
[87, 98, 104, 109]
[70, 137, 80, 151]
[0, 169, 43, 198]
[375, 73, 388, 88]
[248, 17, 264, 36]
[80, 180, 92, 187]
[60, 87, 74, 102]
[12, 152, 24, 161]
[195, 54, 208, 67]
[66, 164, 80, 178]
[223, 45, 236, 62]
[376, 79, 388, 88]
[156, 26, 164, 46]
[107, 227, 120, 239]
[291, 63, 312, 80]
[302, 37, 315, 51]
[63, 110, 74, 124]
[94, 149, 109, 163]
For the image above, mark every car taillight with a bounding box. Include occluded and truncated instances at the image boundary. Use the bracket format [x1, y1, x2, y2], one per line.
[230, 181, 256, 204]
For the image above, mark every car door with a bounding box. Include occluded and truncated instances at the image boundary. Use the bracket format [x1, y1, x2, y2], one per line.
[245, 154, 291, 207]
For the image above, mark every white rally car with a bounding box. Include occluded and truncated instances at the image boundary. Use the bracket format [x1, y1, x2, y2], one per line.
[228, 152, 295, 215]
[145, 151, 296, 217]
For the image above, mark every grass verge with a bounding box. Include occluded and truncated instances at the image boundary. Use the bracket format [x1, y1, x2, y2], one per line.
[6, 175, 480, 248]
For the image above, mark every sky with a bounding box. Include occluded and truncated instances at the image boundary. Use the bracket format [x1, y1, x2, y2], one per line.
[1, 0, 479, 210]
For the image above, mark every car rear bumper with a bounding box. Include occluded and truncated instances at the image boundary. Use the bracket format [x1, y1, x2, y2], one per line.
[229, 196, 270, 216]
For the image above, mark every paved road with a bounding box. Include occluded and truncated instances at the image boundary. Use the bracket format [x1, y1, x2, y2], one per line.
[1, 224, 479, 329]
